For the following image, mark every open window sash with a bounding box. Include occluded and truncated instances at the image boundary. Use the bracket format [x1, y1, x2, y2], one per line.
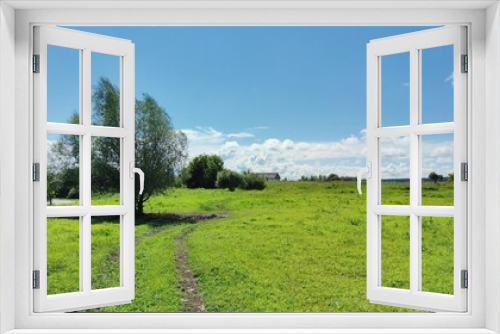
[33, 26, 135, 312]
[366, 26, 467, 312]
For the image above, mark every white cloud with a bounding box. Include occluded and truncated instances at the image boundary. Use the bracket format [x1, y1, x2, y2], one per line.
[227, 132, 254, 138]
[445, 72, 454, 86]
[181, 126, 454, 180]
[182, 127, 368, 180]
[341, 136, 359, 145]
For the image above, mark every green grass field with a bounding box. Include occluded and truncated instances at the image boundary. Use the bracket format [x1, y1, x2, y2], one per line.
[47, 181, 454, 312]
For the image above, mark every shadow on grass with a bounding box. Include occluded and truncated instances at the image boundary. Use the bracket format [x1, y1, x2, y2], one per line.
[135, 213, 229, 227]
[76, 213, 228, 229]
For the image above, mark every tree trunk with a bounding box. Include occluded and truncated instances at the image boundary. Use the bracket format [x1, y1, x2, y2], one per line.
[136, 194, 144, 216]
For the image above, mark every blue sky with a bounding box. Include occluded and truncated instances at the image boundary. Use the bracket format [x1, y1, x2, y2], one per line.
[48, 26, 455, 180]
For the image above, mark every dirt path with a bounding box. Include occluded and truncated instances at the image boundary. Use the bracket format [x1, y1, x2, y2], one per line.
[175, 228, 206, 312]
[137, 213, 228, 312]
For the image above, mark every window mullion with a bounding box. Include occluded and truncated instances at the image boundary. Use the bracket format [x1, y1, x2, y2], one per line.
[82, 48, 92, 294]
[409, 47, 420, 294]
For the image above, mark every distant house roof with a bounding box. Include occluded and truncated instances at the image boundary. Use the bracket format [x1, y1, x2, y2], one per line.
[255, 172, 281, 181]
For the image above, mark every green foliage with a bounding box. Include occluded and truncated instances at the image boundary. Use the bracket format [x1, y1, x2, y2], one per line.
[67, 187, 79, 200]
[92, 77, 120, 127]
[90, 159, 120, 194]
[448, 172, 454, 182]
[216, 169, 243, 191]
[327, 173, 340, 181]
[240, 172, 266, 190]
[56, 167, 80, 198]
[428, 171, 443, 184]
[90, 78, 121, 194]
[48, 121, 80, 200]
[184, 154, 224, 189]
[46, 168, 61, 205]
[135, 93, 187, 214]
[48, 77, 188, 215]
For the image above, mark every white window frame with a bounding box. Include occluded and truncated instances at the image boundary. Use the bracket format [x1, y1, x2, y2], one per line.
[1, 2, 499, 333]
[33, 25, 136, 313]
[366, 26, 468, 312]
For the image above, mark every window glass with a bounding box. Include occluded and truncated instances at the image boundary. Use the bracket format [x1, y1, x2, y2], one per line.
[47, 133, 80, 206]
[421, 216, 454, 294]
[421, 45, 454, 124]
[421, 133, 454, 206]
[381, 136, 410, 205]
[91, 52, 121, 127]
[47, 45, 80, 124]
[91, 137, 121, 205]
[91, 216, 121, 290]
[381, 52, 410, 127]
[47, 217, 80, 294]
[381, 215, 410, 290]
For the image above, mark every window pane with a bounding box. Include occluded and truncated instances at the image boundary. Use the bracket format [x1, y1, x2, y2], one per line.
[381, 215, 410, 290]
[381, 136, 410, 205]
[91, 52, 121, 127]
[421, 216, 454, 295]
[47, 217, 80, 295]
[47, 45, 80, 124]
[91, 137, 120, 205]
[421, 133, 454, 206]
[421, 45, 454, 124]
[381, 52, 410, 127]
[47, 133, 80, 206]
[91, 216, 121, 290]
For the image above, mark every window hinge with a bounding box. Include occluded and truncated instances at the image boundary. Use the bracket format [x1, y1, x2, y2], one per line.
[33, 270, 40, 289]
[461, 54, 468, 73]
[33, 163, 40, 182]
[33, 54, 40, 73]
[461, 270, 468, 289]
[461, 162, 468, 181]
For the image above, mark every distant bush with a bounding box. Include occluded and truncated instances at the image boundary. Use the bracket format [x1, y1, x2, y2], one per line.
[240, 173, 266, 190]
[184, 154, 224, 189]
[428, 171, 443, 184]
[217, 169, 243, 192]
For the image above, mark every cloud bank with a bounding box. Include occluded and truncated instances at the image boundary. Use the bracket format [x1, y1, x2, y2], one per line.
[181, 126, 454, 180]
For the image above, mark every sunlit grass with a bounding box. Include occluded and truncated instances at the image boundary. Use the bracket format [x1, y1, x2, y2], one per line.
[46, 181, 454, 312]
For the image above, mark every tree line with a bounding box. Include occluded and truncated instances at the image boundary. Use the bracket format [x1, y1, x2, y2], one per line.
[428, 171, 454, 183]
[178, 154, 266, 191]
[299, 174, 356, 182]
[298, 172, 455, 184]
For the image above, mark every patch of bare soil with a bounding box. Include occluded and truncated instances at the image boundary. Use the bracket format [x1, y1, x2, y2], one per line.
[175, 230, 206, 312]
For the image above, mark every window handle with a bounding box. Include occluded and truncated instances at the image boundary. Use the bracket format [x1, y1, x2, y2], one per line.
[357, 162, 372, 195]
[129, 162, 145, 195]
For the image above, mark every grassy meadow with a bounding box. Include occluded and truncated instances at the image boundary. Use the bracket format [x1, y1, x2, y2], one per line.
[47, 180, 454, 312]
